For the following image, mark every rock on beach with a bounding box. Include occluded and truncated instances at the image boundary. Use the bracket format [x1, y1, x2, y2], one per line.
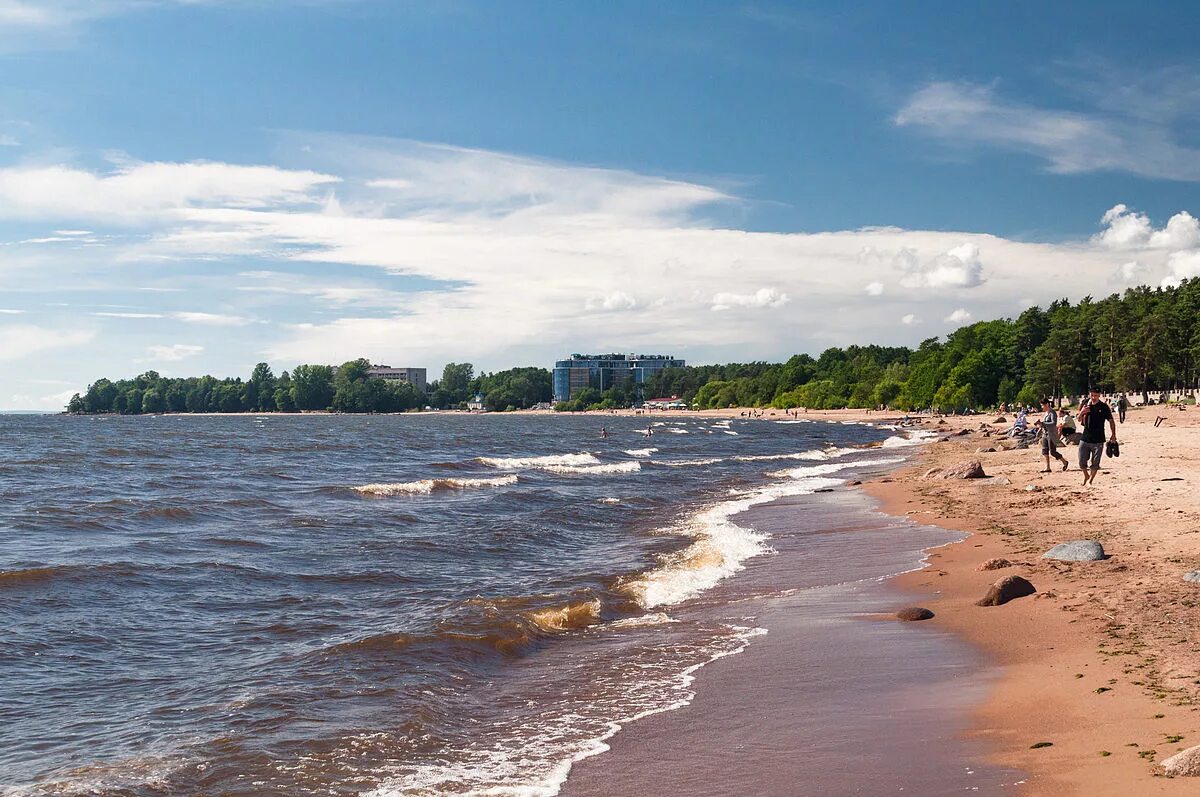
[978, 558, 1013, 571]
[976, 575, 1036, 606]
[1160, 745, 1200, 776]
[1184, 570, 1200, 584]
[923, 461, 986, 480]
[1042, 541, 1106, 562]
[896, 607, 934, 621]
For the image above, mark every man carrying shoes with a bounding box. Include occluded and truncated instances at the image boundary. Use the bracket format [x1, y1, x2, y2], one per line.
[1077, 389, 1117, 487]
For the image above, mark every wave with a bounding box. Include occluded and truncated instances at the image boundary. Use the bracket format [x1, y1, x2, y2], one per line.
[524, 599, 602, 633]
[478, 453, 599, 469]
[0, 562, 135, 589]
[623, 448, 658, 457]
[353, 475, 518, 497]
[598, 497, 622, 504]
[666, 428, 689, 434]
[542, 461, 641, 475]
[881, 430, 939, 448]
[606, 612, 677, 629]
[659, 457, 724, 467]
[733, 447, 842, 462]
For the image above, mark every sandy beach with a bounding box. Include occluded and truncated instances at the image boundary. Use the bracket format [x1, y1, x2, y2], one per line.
[562, 405, 1200, 795]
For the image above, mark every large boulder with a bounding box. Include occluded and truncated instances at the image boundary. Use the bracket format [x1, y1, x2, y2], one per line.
[976, 575, 1036, 606]
[1042, 541, 1106, 562]
[896, 607, 934, 621]
[1161, 745, 1200, 776]
[939, 461, 986, 479]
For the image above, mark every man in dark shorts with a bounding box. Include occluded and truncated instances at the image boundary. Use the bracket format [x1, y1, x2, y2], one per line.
[1117, 393, 1129, 423]
[1077, 389, 1117, 486]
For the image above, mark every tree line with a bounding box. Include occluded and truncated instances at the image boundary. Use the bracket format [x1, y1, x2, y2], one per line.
[640, 282, 1200, 411]
[68, 281, 1200, 415]
[68, 359, 555, 414]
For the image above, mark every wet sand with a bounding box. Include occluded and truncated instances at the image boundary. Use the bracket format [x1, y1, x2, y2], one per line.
[563, 479, 1023, 796]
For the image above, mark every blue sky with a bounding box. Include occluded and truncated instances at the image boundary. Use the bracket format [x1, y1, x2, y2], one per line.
[1, 0, 1199, 408]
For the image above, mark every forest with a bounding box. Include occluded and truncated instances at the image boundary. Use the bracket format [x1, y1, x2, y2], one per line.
[69, 283, 1200, 414]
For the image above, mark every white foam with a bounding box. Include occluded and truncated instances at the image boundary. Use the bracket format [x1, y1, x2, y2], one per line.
[666, 428, 688, 434]
[606, 612, 678, 629]
[478, 453, 599, 469]
[353, 476, 518, 496]
[597, 497, 621, 504]
[880, 430, 939, 448]
[734, 447, 842, 462]
[774, 419, 811, 424]
[659, 457, 724, 467]
[543, 461, 642, 475]
[624, 448, 658, 457]
[722, 430, 738, 436]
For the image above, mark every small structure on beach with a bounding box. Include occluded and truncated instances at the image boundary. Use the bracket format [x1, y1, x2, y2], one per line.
[467, 393, 486, 411]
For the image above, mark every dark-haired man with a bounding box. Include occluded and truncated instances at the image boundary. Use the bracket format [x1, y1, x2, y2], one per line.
[1077, 390, 1117, 486]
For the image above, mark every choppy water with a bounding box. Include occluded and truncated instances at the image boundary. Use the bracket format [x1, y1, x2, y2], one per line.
[0, 413, 912, 796]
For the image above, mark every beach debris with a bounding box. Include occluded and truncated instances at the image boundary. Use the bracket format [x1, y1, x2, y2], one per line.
[976, 575, 1036, 606]
[923, 461, 986, 480]
[1162, 477, 1185, 482]
[1160, 745, 1200, 776]
[814, 487, 835, 493]
[1183, 570, 1200, 584]
[1030, 741, 1054, 749]
[895, 607, 934, 621]
[1042, 540, 1106, 562]
[977, 558, 1013, 571]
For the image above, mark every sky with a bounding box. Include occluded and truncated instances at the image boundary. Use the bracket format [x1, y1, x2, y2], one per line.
[1, 0, 1199, 410]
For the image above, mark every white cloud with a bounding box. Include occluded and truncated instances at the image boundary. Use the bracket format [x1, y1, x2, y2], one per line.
[898, 242, 984, 289]
[864, 281, 884, 296]
[1163, 251, 1200, 288]
[0, 160, 338, 224]
[900, 313, 919, 325]
[585, 291, 638, 311]
[711, 287, 790, 311]
[173, 311, 252, 326]
[0, 134, 18, 147]
[944, 308, 971, 323]
[144, 343, 204, 362]
[91, 311, 164, 319]
[0, 324, 93, 361]
[0, 308, 24, 314]
[896, 80, 1200, 181]
[1095, 204, 1200, 250]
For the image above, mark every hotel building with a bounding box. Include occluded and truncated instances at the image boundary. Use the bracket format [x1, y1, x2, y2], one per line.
[552, 353, 685, 403]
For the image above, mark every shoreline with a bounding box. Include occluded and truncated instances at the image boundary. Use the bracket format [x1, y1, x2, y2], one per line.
[562, 441, 1022, 796]
[561, 407, 1200, 795]
[860, 409, 1200, 794]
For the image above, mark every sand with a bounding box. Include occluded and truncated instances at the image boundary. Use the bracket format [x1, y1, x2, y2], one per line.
[860, 406, 1200, 794]
[562, 405, 1200, 794]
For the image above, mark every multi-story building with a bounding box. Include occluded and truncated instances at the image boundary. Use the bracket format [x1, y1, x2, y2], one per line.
[366, 366, 428, 393]
[552, 353, 685, 403]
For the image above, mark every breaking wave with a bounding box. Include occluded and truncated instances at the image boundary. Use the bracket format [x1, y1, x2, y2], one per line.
[353, 476, 518, 497]
[543, 461, 642, 475]
[624, 448, 658, 457]
[478, 453, 600, 469]
[660, 457, 724, 467]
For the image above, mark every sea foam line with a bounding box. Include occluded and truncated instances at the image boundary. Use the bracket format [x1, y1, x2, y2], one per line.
[353, 475, 518, 496]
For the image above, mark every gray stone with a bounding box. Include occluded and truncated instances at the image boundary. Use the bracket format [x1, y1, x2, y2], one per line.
[1024, 484, 1041, 492]
[991, 476, 1012, 485]
[1161, 744, 1200, 776]
[1184, 570, 1200, 584]
[934, 460, 986, 479]
[896, 607, 934, 621]
[976, 575, 1036, 606]
[1042, 540, 1106, 562]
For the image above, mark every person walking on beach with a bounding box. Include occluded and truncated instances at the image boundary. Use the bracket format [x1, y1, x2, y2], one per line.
[1077, 390, 1117, 486]
[1038, 398, 1069, 472]
[1118, 393, 1129, 423]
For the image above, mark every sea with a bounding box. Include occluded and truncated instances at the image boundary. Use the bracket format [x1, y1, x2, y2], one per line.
[0, 412, 955, 796]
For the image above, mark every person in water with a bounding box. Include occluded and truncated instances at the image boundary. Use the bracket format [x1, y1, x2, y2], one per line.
[600, 426, 607, 438]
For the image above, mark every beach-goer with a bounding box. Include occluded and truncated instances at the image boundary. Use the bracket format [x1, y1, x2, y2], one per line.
[1077, 390, 1117, 486]
[600, 426, 608, 439]
[1058, 410, 1078, 444]
[1038, 398, 1069, 472]
[1118, 393, 1129, 423]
